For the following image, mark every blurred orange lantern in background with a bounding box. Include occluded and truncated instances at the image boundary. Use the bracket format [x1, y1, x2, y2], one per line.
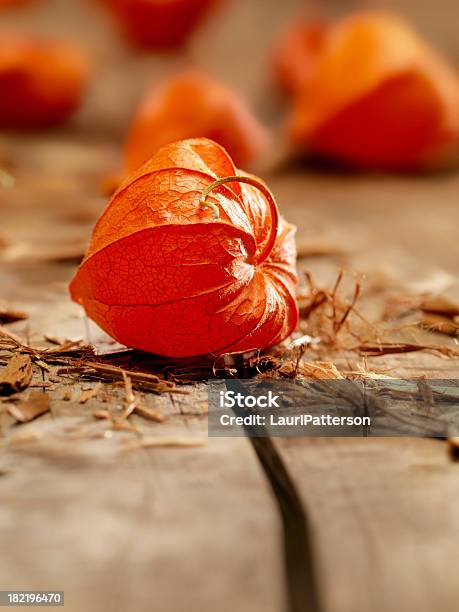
[99, 0, 220, 49]
[0, 34, 90, 128]
[0, 0, 36, 8]
[272, 17, 326, 96]
[277, 12, 459, 170]
[122, 70, 270, 174]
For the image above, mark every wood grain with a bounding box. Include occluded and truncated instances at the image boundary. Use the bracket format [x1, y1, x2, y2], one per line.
[273, 435, 459, 612]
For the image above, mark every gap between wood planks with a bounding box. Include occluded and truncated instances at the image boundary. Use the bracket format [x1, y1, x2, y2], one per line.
[225, 379, 323, 612]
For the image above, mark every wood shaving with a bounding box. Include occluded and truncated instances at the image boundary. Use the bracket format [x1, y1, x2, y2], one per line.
[122, 436, 206, 452]
[133, 403, 165, 423]
[57, 362, 179, 394]
[359, 342, 459, 358]
[420, 312, 459, 336]
[121, 372, 164, 422]
[92, 409, 110, 420]
[0, 305, 27, 325]
[7, 391, 50, 423]
[111, 421, 140, 432]
[0, 353, 33, 396]
[79, 383, 102, 404]
[121, 371, 137, 418]
[448, 437, 459, 461]
[420, 295, 459, 317]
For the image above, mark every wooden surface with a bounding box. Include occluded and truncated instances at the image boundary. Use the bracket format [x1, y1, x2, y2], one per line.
[1, 1, 459, 612]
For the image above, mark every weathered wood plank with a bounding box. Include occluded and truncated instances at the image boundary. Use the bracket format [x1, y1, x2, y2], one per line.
[0, 275, 285, 612]
[0, 418, 285, 612]
[273, 431, 459, 612]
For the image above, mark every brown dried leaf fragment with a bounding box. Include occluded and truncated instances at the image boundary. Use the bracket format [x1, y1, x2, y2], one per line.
[7, 391, 50, 423]
[0, 353, 33, 396]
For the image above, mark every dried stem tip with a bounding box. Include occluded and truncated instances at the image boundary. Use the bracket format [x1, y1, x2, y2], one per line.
[200, 175, 280, 265]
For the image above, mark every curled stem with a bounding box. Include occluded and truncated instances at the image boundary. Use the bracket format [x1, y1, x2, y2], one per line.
[200, 175, 279, 265]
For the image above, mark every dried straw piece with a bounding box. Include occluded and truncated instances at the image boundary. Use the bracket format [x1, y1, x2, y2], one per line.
[0, 353, 33, 396]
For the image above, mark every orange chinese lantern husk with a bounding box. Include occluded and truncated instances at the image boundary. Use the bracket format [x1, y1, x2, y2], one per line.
[123, 71, 270, 174]
[286, 12, 459, 169]
[70, 138, 298, 358]
[0, 0, 35, 8]
[0, 34, 89, 128]
[272, 17, 326, 95]
[100, 0, 218, 49]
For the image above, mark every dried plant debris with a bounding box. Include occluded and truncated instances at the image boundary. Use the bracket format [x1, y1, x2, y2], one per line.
[420, 295, 459, 317]
[0, 353, 33, 396]
[79, 383, 102, 404]
[57, 362, 180, 394]
[0, 305, 28, 325]
[448, 437, 459, 461]
[0, 326, 178, 394]
[92, 409, 110, 420]
[120, 372, 165, 422]
[121, 371, 137, 418]
[358, 342, 459, 359]
[7, 392, 50, 423]
[122, 436, 206, 453]
[279, 360, 344, 380]
[133, 403, 165, 423]
[297, 270, 375, 347]
[0, 326, 95, 361]
[384, 292, 459, 337]
[420, 313, 459, 336]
